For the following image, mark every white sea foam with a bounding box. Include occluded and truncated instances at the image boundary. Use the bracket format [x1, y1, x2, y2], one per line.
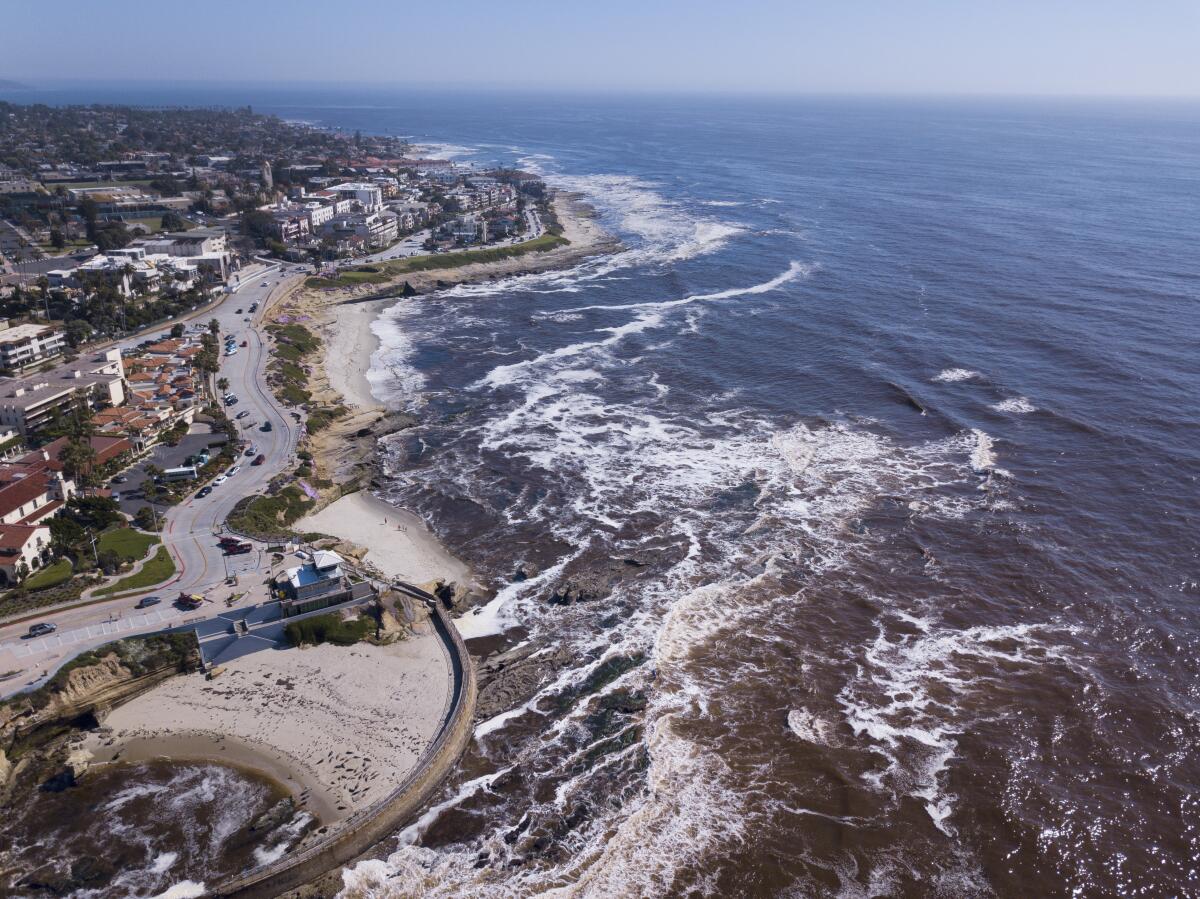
[482, 262, 809, 391]
[838, 616, 1066, 834]
[150, 852, 178, 875]
[969, 429, 996, 471]
[150, 881, 206, 899]
[787, 708, 837, 745]
[412, 141, 478, 160]
[932, 368, 981, 383]
[991, 396, 1037, 414]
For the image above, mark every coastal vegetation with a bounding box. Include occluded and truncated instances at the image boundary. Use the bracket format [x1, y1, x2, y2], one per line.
[227, 485, 315, 539]
[304, 232, 570, 289]
[95, 528, 158, 565]
[283, 611, 375, 648]
[1, 633, 198, 717]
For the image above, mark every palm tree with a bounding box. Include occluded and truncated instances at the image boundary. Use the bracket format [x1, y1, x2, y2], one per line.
[217, 377, 230, 393]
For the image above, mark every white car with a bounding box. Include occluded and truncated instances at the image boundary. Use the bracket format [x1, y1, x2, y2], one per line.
[225, 347, 237, 356]
[228, 465, 241, 476]
[212, 475, 228, 486]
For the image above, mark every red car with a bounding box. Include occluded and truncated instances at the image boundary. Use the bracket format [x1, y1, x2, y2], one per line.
[224, 542, 253, 555]
[240, 340, 248, 347]
[252, 454, 266, 466]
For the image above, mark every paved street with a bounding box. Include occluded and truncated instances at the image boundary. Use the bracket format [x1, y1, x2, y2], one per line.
[0, 268, 307, 691]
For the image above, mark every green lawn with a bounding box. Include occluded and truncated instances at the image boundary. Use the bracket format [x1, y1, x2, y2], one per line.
[95, 546, 175, 597]
[22, 559, 73, 591]
[305, 233, 569, 289]
[97, 528, 159, 563]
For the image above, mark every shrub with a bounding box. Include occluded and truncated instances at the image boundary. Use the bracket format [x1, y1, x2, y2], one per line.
[284, 612, 374, 647]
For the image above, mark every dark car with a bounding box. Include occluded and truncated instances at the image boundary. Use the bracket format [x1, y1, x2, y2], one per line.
[112, 475, 128, 484]
[225, 396, 238, 407]
[240, 340, 248, 347]
[224, 542, 253, 555]
[26, 622, 56, 638]
[236, 410, 250, 420]
[235, 308, 243, 314]
[252, 454, 265, 466]
[196, 485, 213, 498]
[135, 596, 162, 609]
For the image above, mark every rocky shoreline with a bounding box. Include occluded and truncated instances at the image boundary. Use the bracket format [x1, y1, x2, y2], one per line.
[275, 192, 626, 727]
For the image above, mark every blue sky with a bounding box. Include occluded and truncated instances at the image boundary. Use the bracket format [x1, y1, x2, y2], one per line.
[6, 0, 1200, 96]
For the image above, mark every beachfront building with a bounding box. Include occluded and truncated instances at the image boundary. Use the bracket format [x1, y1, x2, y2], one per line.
[0, 322, 67, 375]
[275, 550, 374, 616]
[0, 349, 126, 435]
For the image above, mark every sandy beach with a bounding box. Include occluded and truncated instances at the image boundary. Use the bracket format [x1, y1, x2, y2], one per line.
[83, 635, 453, 823]
[296, 490, 469, 587]
[279, 191, 616, 591]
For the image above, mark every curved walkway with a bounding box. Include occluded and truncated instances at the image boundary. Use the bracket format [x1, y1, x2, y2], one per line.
[212, 583, 477, 898]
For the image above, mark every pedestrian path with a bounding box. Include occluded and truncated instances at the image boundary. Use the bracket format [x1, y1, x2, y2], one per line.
[1, 604, 180, 659]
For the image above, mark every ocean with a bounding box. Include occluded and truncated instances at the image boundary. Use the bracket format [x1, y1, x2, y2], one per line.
[6, 87, 1200, 897]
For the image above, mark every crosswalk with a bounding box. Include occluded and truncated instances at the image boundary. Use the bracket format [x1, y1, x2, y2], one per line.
[1, 605, 179, 659]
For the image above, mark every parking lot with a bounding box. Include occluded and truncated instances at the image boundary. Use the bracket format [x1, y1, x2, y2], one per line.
[114, 424, 229, 517]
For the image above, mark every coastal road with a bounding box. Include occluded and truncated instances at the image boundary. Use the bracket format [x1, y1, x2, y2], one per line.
[0, 270, 307, 692]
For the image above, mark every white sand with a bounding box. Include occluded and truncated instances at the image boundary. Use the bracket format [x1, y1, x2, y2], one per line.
[325, 299, 385, 412]
[296, 491, 470, 587]
[84, 636, 453, 822]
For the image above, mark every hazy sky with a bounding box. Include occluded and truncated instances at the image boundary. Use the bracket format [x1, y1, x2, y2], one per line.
[6, 0, 1200, 96]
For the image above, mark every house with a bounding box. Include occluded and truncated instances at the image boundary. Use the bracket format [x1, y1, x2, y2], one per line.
[275, 550, 373, 616]
[0, 322, 67, 374]
[0, 523, 51, 584]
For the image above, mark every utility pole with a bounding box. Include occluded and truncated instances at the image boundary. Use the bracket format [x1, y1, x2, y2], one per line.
[89, 533, 100, 567]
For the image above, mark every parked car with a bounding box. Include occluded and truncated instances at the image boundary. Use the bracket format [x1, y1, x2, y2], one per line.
[26, 622, 56, 638]
[213, 475, 228, 486]
[235, 308, 243, 314]
[225, 396, 238, 407]
[225, 347, 237, 356]
[252, 454, 266, 466]
[236, 410, 250, 420]
[240, 340, 248, 347]
[224, 542, 253, 556]
[228, 465, 241, 477]
[245, 446, 256, 457]
[112, 475, 128, 484]
[135, 596, 162, 609]
[196, 485, 213, 498]
[249, 303, 258, 312]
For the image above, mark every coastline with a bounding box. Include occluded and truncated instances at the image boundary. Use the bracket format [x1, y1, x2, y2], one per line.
[81, 635, 454, 825]
[281, 190, 618, 590]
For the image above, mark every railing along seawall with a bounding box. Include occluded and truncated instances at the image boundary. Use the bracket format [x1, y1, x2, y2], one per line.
[210, 586, 476, 898]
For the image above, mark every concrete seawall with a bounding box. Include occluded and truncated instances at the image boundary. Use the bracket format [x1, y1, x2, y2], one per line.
[211, 590, 476, 898]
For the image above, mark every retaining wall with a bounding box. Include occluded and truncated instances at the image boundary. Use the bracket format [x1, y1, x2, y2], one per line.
[210, 590, 476, 898]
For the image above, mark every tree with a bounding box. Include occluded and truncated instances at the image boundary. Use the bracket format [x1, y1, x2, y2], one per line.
[58, 437, 97, 484]
[49, 515, 87, 557]
[209, 318, 221, 336]
[97, 549, 122, 575]
[134, 506, 157, 531]
[49, 228, 65, 249]
[170, 322, 185, 339]
[217, 377, 230, 393]
[161, 210, 187, 231]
